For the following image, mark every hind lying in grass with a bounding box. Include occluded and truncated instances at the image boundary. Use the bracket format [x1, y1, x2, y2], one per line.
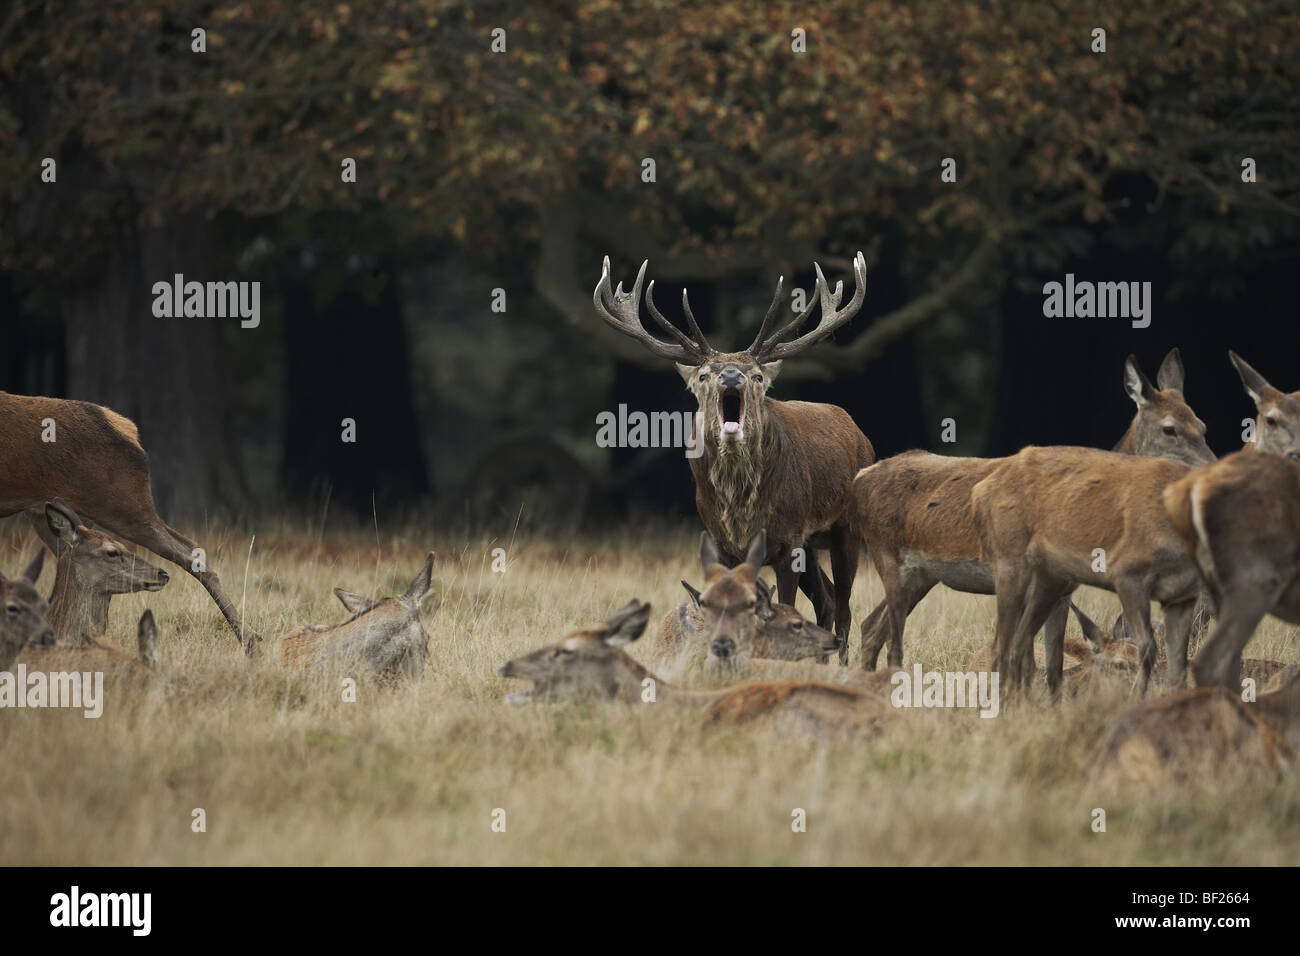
[500, 599, 894, 742]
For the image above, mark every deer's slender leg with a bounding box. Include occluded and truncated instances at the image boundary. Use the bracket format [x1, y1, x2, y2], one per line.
[990, 560, 1027, 685]
[795, 546, 834, 631]
[1040, 596, 1071, 697]
[1161, 598, 1197, 688]
[1115, 579, 1157, 695]
[98, 516, 261, 653]
[1009, 571, 1065, 693]
[1192, 585, 1282, 689]
[828, 521, 859, 665]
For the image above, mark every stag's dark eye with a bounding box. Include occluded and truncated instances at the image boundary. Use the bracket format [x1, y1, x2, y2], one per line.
[699, 372, 709, 382]
[791, 620, 803, 630]
[5, 605, 18, 615]
[105, 549, 120, 557]
[1267, 416, 1278, 427]
[1162, 426, 1176, 436]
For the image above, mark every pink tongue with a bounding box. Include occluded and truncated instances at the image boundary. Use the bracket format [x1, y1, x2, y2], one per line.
[723, 421, 740, 435]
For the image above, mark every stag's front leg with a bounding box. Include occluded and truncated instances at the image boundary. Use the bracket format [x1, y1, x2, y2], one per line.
[796, 546, 835, 632]
[1040, 596, 1070, 698]
[1115, 579, 1158, 694]
[828, 522, 859, 665]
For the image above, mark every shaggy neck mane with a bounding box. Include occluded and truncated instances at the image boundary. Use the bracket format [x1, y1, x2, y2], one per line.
[702, 397, 776, 554]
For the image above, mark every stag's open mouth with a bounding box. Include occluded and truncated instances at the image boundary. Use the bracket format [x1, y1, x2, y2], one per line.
[719, 388, 744, 437]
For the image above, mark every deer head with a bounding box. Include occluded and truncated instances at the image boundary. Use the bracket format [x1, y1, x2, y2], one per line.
[328, 553, 435, 680]
[45, 500, 171, 597]
[1229, 351, 1300, 459]
[0, 552, 55, 670]
[593, 252, 867, 452]
[1121, 350, 1215, 466]
[498, 599, 653, 704]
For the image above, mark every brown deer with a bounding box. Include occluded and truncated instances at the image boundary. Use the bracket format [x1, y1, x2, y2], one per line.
[499, 599, 894, 741]
[595, 253, 874, 659]
[0, 391, 260, 650]
[1228, 351, 1300, 457]
[280, 553, 434, 681]
[968, 601, 1142, 693]
[656, 576, 839, 662]
[1093, 666, 1300, 787]
[21, 609, 162, 682]
[1163, 451, 1300, 689]
[39, 500, 170, 648]
[854, 349, 1213, 673]
[0, 552, 55, 670]
[971, 446, 1202, 695]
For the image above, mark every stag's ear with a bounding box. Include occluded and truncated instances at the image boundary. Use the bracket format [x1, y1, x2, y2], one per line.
[1068, 600, 1108, 655]
[1229, 351, 1273, 405]
[137, 609, 159, 667]
[1155, 347, 1185, 392]
[603, 600, 650, 646]
[744, 530, 767, 572]
[680, 580, 702, 610]
[1122, 356, 1157, 408]
[400, 553, 435, 609]
[677, 363, 700, 386]
[19, 549, 45, 585]
[699, 532, 722, 573]
[334, 588, 375, 615]
[45, 500, 81, 547]
[760, 360, 782, 384]
[754, 578, 776, 620]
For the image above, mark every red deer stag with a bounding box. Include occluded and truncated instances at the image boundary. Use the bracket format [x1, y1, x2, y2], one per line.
[1163, 451, 1300, 689]
[854, 349, 1213, 676]
[0, 392, 259, 650]
[594, 253, 874, 661]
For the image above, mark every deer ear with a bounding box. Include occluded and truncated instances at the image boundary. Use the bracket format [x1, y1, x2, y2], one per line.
[1122, 356, 1157, 408]
[754, 578, 776, 620]
[1155, 347, 1185, 392]
[744, 530, 767, 572]
[603, 600, 650, 646]
[677, 363, 700, 386]
[19, 549, 45, 585]
[680, 579, 702, 610]
[760, 360, 782, 383]
[400, 552, 435, 609]
[45, 500, 80, 546]
[1229, 351, 1272, 406]
[137, 609, 159, 667]
[699, 532, 722, 573]
[334, 588, 375, 615]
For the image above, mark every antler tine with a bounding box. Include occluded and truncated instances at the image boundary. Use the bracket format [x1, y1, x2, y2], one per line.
[752, 251, 867, 362]
[679, 288, 713, 353]
[745, 275, 787, 354]
[646, 280, 707, 354]
[593, 257, 708, 364]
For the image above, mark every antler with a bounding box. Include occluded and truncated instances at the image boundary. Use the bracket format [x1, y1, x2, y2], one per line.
[748, 251, 867, 362]
[593, 257, 714, 364]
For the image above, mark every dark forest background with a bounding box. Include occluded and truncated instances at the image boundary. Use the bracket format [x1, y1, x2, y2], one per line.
[2, 1, 1298, 533]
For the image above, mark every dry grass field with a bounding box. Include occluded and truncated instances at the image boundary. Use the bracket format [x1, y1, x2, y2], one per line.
[2, 516, 1298, 866]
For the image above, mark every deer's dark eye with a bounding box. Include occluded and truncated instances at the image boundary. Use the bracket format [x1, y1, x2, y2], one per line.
[791, 620, 803, 630]
[1162, 426, 1176, 436]
[105, 549, 120, 557]
[1267, 416, 1278, 427]
[5, 605, 18, 615]
[699, 372, 709, 382]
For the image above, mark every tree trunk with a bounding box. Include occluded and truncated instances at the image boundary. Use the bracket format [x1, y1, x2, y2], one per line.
[60, 213, 249, 520]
